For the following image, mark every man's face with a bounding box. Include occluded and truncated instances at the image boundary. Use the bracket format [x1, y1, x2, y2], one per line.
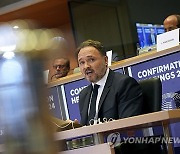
[78, 46, 108, 83]
[164, 16, 178, 32]
[53, 59, 69, 79]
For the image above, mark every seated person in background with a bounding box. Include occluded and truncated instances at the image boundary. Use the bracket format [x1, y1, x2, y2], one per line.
[163, 14, 180, 32]
[51, 58, 70, 81]
[76, 39, 143, 126]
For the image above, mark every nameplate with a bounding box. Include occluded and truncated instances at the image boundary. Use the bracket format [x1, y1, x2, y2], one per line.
[157, 28, 179, 52]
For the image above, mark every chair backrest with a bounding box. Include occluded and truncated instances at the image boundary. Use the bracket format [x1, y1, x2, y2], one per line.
[139, 78, 162, 114]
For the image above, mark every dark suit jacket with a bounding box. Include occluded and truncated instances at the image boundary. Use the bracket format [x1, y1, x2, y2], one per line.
[79, 69, 143, 125]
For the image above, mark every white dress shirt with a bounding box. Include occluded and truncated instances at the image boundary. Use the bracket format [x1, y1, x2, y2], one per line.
[88, 68, 110, 119]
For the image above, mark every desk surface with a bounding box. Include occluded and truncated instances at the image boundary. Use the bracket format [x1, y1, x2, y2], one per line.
[0, 110, 179, 153]
[54, 109, 180, 141]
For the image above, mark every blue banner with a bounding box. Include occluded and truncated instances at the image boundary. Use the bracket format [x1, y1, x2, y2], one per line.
[129, 51, 180, 110]
[47, 87, 63, 119]
[128, 51, 180, 147]
[64, 79, 90, 121]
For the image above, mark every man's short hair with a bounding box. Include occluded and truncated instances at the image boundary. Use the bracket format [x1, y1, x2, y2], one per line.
[76, 39, 106, 58]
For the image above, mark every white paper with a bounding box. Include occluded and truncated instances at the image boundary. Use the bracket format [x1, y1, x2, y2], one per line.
[157, 28, 179, 52]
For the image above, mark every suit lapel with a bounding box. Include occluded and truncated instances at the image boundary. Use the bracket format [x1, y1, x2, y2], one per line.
[81, 85, 93, 125]
[98, 70, 114, 111]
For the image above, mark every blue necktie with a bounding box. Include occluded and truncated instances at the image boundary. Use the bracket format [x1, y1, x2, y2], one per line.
[88, 84, 99, 123]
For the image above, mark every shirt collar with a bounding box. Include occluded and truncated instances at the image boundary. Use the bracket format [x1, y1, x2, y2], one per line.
[92, 68, 109, 87]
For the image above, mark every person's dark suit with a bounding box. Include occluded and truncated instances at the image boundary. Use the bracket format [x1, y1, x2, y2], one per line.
[79, 69, 143, 125]
[79, 70, 164, 154]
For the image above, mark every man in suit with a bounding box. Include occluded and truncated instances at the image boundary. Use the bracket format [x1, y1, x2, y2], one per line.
[76, 40, 164, 154]
[76, 39, 143, 126]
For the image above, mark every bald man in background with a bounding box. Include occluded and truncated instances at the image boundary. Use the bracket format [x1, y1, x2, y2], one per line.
[51, 58, 70, 81]
[163, 14, 180, 32]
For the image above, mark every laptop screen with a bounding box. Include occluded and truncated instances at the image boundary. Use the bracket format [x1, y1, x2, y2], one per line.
[136, 23, 165, 48]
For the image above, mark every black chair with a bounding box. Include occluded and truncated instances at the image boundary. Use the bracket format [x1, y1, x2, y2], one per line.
[117, 78, 167, 154]
[139, 77, 162, 114]
[139, 78, 167, 154]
